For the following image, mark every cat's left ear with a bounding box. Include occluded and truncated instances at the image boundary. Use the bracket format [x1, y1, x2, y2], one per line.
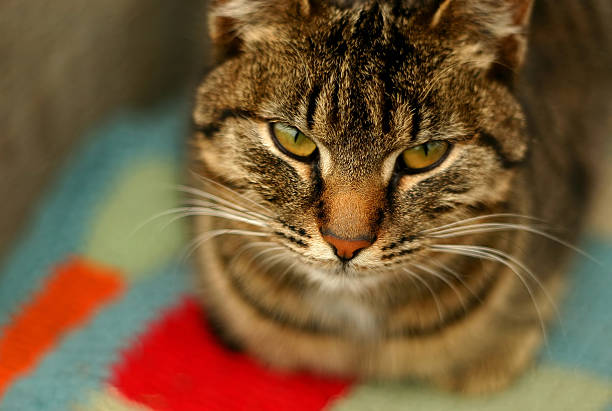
[208, 0, 312, 59]
[431, 0, 534, 77]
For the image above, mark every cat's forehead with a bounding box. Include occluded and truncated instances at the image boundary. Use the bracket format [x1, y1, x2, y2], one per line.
[303, 3, 433, 74]
[211, 1, 492, 166]
[266, 5, 442, 146]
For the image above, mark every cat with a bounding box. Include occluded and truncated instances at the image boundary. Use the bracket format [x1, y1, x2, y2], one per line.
[189, 0, 611, 393]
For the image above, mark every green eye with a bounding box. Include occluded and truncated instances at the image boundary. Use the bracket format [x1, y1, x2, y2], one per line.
[401, 141, 451, 173]
[270, 123, 317, 160]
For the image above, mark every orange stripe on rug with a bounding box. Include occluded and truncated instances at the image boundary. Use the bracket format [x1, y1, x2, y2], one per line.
[0, 257, 124, 397]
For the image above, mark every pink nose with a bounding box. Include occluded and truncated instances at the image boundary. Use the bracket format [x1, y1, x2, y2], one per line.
[321, 231, 374, 261]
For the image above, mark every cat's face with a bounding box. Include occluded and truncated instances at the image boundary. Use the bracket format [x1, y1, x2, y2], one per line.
[193, 0, 529, 281]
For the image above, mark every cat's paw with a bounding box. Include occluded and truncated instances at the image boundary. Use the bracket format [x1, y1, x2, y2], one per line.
[431, 358, 528, 394]
[431, 331, 541, 394]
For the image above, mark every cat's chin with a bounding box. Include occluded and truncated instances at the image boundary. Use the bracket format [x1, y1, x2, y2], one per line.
[296, 259, 392, 293]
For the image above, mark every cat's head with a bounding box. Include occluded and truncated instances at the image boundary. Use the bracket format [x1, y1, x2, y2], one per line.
[192, 0, 533, 280]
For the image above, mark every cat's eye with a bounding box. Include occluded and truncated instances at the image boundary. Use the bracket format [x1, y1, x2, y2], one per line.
[401, 141, 451, 173]
[270, 123, 317, 161]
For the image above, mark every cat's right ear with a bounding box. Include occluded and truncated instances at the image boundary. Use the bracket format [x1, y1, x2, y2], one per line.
[430, 0, 534, 81]
[208, 0, 312, 59]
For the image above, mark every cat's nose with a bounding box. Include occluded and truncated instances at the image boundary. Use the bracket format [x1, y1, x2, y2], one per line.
[321, 230, 374, 261]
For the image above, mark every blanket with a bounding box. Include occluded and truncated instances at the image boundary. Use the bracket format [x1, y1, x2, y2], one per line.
[1, 98, 610, 411]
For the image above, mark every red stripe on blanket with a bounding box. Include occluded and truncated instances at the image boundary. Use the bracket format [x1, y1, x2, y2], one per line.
[0, 257, 124, 398]
[111, 297, 353, 411]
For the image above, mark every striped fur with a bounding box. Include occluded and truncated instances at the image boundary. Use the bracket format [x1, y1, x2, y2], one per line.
[190, 0, 611, 393]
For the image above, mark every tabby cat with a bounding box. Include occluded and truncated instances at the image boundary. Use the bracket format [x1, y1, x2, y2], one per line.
[189, 0, 611, 393]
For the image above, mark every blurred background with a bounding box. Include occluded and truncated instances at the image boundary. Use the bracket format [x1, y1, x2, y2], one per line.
[0, 0, 209, 261]
[0, 2, 610, 409]
[0, 0, 611, 262]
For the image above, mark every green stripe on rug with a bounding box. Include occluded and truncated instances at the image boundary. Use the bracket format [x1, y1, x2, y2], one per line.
[329, 366, 612, 411]
[84, 158, 187, 279]
[74, 387, 151, 411]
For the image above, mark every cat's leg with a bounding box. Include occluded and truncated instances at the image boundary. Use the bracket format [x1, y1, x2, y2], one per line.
[430, 325, 542, 394]
[429, 261, 565, 394]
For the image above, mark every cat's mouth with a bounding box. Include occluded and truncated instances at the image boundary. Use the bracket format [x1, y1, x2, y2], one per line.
[297, 249, 422, 279]
[318, 239, 427, 274]
[260, 222, 434, 283]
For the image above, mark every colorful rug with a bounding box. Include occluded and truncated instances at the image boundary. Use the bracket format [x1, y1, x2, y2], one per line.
[0, 99, 610, 410]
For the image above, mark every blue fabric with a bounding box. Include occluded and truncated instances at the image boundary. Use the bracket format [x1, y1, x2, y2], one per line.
[0, 99, 189, 327]
[543, 239, 612, 377]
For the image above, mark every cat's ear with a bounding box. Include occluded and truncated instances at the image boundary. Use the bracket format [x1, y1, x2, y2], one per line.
[431, 0, 534, 78]
[208, 0, 312, 59]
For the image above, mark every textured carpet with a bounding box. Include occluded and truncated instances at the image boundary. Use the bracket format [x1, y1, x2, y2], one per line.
[0, 99, 610, 410]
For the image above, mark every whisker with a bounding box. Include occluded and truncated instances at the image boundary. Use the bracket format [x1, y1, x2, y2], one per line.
[246, 246, 287, 270]
[128, 207, 191, 238]
[178, 185, 273, 221]
[431, 244, 549, 343]
[411, 262, 467, 311]
[278, 261, 300, 281]
[257, 252, 292, 276]
[227, 241, 279, 272]
[443, 244, 563, 326]
[402, 267, 445, 325]
[426, 222, 598, 264]
[189, 170, 273, 215]
[182, 229, 269, 262]
[163, 207, 269, 228]
[129, 203, 267, 239]
[422, 213, 544, 234]
[429, 259, 482, 303]
[183, 197, 271, 221]
[181, 198, 271, 226]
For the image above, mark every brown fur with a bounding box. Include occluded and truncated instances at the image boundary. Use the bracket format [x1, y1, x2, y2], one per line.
[190, 0, 611, 393]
